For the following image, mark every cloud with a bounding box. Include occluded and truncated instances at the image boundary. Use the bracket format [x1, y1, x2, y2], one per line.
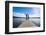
[13, 12, 26, 17]
[13, 12, 40, 17]
[13, 8, 40, 17]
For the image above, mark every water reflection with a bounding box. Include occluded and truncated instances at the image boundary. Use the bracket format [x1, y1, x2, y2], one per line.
[13, 16, 40, 28]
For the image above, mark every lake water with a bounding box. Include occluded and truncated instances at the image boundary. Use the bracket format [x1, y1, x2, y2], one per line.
[13, 17, 40, 28]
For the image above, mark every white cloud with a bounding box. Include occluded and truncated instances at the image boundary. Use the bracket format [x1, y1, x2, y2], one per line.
[13, 8, 40, 17]
[29, 14, 40, 17]
[13, 12, 26, 17]
[13, 12, 40, 17]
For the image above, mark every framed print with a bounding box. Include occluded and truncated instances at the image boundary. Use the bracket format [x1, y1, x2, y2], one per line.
[5, 1, 45, 34]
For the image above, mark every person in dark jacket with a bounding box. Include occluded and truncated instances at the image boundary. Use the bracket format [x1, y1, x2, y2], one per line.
[26, 14, 29, 20]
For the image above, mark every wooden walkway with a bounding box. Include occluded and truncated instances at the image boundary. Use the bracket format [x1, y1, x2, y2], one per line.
[18, 20, 32, 28]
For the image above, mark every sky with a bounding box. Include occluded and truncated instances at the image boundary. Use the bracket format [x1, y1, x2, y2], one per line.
[13, 7, 40, 17]
[13, 7, 33, 14]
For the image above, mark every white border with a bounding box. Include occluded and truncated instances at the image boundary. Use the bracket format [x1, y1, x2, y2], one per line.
[9, 3, 43, 32]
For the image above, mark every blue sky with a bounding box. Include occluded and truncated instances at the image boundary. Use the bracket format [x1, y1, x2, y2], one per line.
[13, 7, 33, 14]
